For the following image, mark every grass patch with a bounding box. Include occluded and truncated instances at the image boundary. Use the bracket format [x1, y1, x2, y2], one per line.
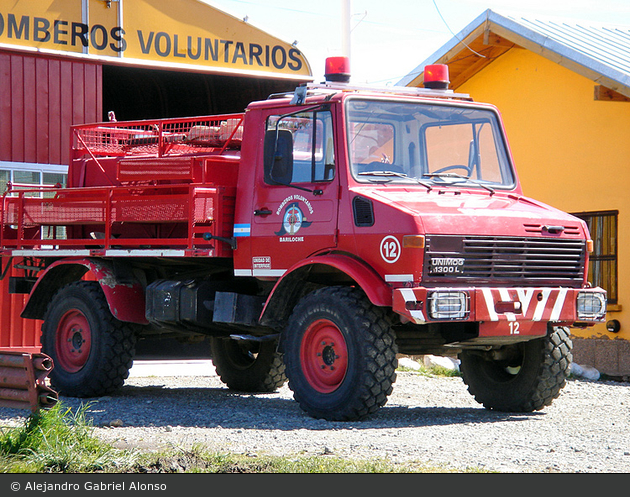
[131, 446, 471, 473]
[397, 362, 461, 378]
[426, 365, 461, 377]
[0, 403, 138, 473]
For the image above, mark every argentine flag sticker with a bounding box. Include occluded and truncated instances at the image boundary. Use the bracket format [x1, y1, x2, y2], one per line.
[234, 224, 251, 237]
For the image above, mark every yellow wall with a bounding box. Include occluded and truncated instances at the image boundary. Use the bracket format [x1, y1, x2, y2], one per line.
[458, 48, 629, 341]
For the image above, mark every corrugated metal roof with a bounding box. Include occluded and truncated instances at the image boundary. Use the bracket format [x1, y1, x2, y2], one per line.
[398, 9, 630, 96]
[514, 15, 630, 76]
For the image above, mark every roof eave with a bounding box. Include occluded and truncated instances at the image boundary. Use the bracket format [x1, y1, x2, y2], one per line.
[397, 9, 492, 87]
[399, 9, 630, 98]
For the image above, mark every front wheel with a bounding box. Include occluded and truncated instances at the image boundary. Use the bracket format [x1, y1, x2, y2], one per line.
[41, 281, 138, 397]
[459, 326, 572, 412]
[282, 287, 398, 421]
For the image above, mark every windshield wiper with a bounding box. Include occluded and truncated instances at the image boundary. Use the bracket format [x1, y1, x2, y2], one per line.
[358, 171, 433, 191]
[423, 173, 495, 195]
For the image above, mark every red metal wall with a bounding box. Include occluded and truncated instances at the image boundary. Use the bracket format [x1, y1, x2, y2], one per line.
[0, 50, 102, 350]
[0, 260, 42, 353]
[0, 50, 102, 166]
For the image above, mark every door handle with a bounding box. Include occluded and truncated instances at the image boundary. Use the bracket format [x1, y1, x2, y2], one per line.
[254, 208, 273, 216]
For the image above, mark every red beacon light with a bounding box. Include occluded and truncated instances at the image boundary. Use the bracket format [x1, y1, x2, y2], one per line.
[325, 56, 351, 83]
[423, 64, 450, 90]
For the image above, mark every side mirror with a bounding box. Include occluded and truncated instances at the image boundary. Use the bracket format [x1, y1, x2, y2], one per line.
[264, 129, 293, 185]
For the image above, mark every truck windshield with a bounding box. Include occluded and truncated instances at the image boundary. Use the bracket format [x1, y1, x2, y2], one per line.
[346, 98, 515, 189]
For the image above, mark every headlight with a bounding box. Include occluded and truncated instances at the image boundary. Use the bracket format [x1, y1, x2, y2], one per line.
[428, 291, 469, 320]
[576, 292, 606, 320]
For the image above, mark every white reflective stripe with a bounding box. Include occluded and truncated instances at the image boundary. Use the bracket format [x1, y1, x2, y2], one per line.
[482, 288, 499, 321]
[516, 288, 535, 315]
[400, 288, 425, 323]
[252, 269, 286, 277]
[105, 249, 185, 257]
[400, 288, 419, 306]
[550, 288, 568, 321]
[409, 310, 426, 323]
[533, 289, 552, 321]
[235, 269, 286, 277]
[385, 274, 414, 282]
[12, 249, 91, 256]
[498, 288, 517, 321]
[13, 249, 194, 257]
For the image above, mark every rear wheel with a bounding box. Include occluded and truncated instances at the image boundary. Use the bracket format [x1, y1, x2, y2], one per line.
[210, 337, 286, 392]
[283, 287, 398, 421]
[459, 326, 572, 412]
[41, 281, 137, 397]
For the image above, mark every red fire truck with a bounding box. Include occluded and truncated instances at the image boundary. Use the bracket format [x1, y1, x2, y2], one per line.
[0, 58, 606, 421]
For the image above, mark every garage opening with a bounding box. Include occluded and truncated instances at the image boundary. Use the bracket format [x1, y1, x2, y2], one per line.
[102, 64, 303, 121]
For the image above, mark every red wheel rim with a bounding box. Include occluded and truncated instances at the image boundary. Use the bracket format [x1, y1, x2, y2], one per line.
[55, 309, 92, 373]
[300, 319, 348, 393]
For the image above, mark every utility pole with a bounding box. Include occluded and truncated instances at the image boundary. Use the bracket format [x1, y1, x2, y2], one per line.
[341, 0, 351, 65]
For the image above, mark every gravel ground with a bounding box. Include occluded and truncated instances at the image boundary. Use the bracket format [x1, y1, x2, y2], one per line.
[1, 362, 629, 473]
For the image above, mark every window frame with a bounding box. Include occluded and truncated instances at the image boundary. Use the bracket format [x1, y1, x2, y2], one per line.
[572, 210, 618, 304]
[348, 120, 396, 169]
[0, 161, 68, 195]
[344, 97, 516, 189]
[264, 108, 335, 186]
[0, 161, 68, 242]
[421, 118, 508, 184]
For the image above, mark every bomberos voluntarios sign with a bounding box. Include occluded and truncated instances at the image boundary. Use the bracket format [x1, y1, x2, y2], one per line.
[0, 0, 311, 79]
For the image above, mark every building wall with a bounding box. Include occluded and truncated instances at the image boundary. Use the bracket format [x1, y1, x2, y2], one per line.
[0, 51, 101, 353]
[457, 48, 630, 375]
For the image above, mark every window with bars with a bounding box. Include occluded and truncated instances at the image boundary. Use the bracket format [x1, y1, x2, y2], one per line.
[0, 164, 68, 241]
[572, 210, 618, 304]
[0, 168, 67, 194]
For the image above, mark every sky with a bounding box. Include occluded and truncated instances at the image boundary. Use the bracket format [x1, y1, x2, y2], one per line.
[204, 0, 630, 86]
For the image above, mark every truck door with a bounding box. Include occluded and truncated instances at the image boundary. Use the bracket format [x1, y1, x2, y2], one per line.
[249, 107, 338, 276]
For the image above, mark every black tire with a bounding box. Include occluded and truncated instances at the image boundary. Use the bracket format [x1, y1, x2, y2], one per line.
[282, 286, 398, 421]
[459, 326, 572, 412]
[41, 281, 138, 397]
[210, 337, 286, 392]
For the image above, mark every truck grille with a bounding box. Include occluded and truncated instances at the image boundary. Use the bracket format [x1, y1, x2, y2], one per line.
[423, 235, 586, 285]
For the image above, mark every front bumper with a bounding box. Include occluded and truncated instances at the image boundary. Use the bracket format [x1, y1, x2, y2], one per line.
[392, 286, 607, 338]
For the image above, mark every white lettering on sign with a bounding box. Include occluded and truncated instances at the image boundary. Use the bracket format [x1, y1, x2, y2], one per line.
[431, 257, 464, 266]
[429, 257, 465, 274]
[252, 256, 271, 269]
[276, 194, 314, 216]
[0, 13, 304, 72]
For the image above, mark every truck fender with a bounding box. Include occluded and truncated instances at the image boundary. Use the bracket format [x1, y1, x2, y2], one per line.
[21, 258, 148, 324]
[259, 253, 392, 329]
